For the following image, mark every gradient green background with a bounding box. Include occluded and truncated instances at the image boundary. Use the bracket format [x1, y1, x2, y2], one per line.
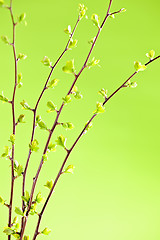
[0, 0, 160, 239]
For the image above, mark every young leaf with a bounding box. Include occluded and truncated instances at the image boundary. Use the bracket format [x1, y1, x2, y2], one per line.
[64, 25, 72, 35]
[1, 146, 11, 158]
[41, 227, 51, 235]
[88, 37, 95, 44]
[73, 91, 83, 99]
[0, 196, 5, 205]
[64, 165, 75, 174]
[21, 191, 30, 204]
[93, 102, 105, 114]
[84, 121, 93, 134]
[18, 13, 26, 23]
[62, 59, 75, 74]
[47, 101, 57, 112]
[146, 50, 155, 60]
[91, 14, 100, 28]
[79, 4, 87, 20]
[55, 135, 67, 149]
[35, 192, 43, 203]
[17, 114, 25, 123]
[36, 115, 41, 124]
[17, 53, 27, 60]
[13, 216, 18, 224]
[44, 180, 54, 190]
[98, 88, 107, 99]
[47, 79, 59, 88]
[87, 57, 100, 68]
[120, 8, 126, 13]
[47, 142, 56, 152]
[3, 227, 14, 235]
[29, 139, 39, 152]
[16, 164, 23, 176]
[12, 233, 20, 239]
[134, 61, 146, 72]
[0, 0, 4, 7]
[23, 236, 30, 240]
[38, 120, 48, 130]
[9, 134, 15, 145]
[43, 154, 48, 162]
[0, 92, 9, 103]
[62, 122, 74, 130]
[1, 35, 10, 44]
[109, 14, 115, 19]
[15, 207, 24, 216]
[20, 100, 31, 110]
[125, 80, 137, 88]
[62, 95, 72, 104]
[17, 73, 23, 88]
[68, 39, 78, 49]
[41, 56, 52, 67]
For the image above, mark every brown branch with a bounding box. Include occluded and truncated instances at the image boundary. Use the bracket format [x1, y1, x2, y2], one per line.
[8, 1, 18, 239]
[32, 54, 160, 239]
[20, 16, 80, 238]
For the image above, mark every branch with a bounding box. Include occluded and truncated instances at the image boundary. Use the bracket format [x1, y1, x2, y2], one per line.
[20, 15, 80, 238]
[8, 1, 18, 239]
[32, 55, 160, 239]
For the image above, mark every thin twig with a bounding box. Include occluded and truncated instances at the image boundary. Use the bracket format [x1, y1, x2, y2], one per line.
[20, 16, 80, 238]
[8, 1, 18, 239]
[32, 55, 160, 239]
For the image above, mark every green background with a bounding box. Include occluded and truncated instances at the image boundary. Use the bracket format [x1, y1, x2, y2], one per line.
[0, 0, 160, 239]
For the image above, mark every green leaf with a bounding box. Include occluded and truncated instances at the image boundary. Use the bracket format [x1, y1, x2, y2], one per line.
[0, 0, 4, 7]
[1, 35, 10, 44]
[36, 115, 41, 124]
[98, 88, 107, 99]
[1, 146, 11, 158]
[109, 14, 115, 19]
[64, 25, 72, 34]
[84, 121, 93, 134]
[79, 4, 87, 20]
[134, 61, 146, 72]
[146, 50, 155, 60]
[43, 154, 48, 162]
[62, 122, 74, 130]
[15, 207, 24, 216]
[17, 164, 23, 176]
[35, 192, 43, 203]
[62, 59, 75, 74]
[0, 196, 5, 205]
[23, 236, 30, 240]
[41, 227, 51, 235]
[93, 102, 105, 114]
[47, 142, 56, 152]
[3, 227, 14, 235]
[64, 165, 75, 174]
[18, 13, 26, 23]
[68, 39, 78, 49]
[125, 80, 137, 88]
[20, 100, 31, 110]
[17, 114, 25, 123]
[73, 91, 83, 99]
[91, 14, 100, 28]
[87, 57, 100, 68]
[62, 95, 72, 104]
[41, 56, 52, 67]
[88, 37, 95, 44]
[17, 73, 23, 88]
[29, 139, 39, 152]
[47, 101, 57, 113]
[0, 92, 9, 103]
[13, 216, 18, 224]
[56, 135, 67, 149]
[17, 53, 27, 60]
[47, 79, 59, 88]
[44, 180, 54, 190]
[21, 191, 30, 204]
[38, 120, 48, 130]
[9, 134, 15, 144]
[12, 233, 20, 239]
